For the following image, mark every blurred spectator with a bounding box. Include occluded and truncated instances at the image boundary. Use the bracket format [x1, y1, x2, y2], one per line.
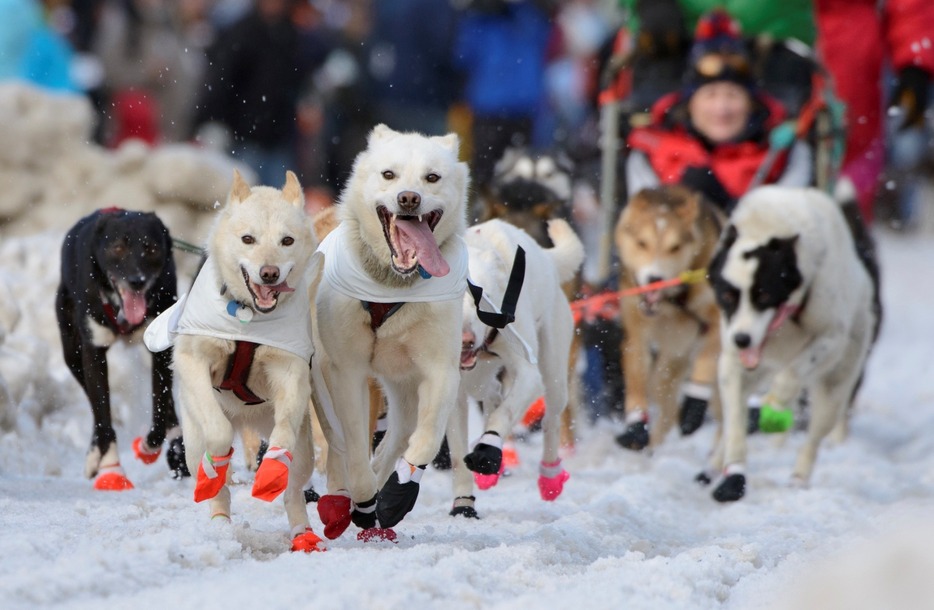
[364, 0, 460, 136]
[625, 10, 812, 212]
[193, 0, 315, 185]
[94, 0, 210, 146]
[815, 0, 934, 224]
[0, 0, 79, 92]
[452, 0, 554, 198]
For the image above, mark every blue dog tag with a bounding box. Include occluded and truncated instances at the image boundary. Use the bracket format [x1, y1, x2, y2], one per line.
[417, 265, 432, 279]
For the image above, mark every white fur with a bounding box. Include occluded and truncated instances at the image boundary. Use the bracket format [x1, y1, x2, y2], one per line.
[173, 172, 322, 534]
[449, 219, 583, 510]
[314, 125, 469, 513]
[710, 185, 877, 488]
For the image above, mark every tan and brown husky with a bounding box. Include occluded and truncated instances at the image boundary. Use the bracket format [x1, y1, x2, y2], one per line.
[614, 185, 725, 450]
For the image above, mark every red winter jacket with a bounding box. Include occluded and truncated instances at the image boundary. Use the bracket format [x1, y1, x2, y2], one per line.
[627, 91, 789, 199]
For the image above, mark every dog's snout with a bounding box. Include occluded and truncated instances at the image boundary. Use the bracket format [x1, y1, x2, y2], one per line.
[397, 191, 421, 213]
[260, 265, 280, 284]
[733, 332, 752, 349]
[462, 330, 476, 347]
[127, 275, 147, 291]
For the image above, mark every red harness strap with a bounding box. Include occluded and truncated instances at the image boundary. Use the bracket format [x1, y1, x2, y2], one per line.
[216, 341, 264, 405]
[363, 301, 404, 332]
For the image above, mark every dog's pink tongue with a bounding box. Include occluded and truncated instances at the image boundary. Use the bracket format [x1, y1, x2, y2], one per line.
[255, 282, 293, 307]
[119, 288, 147, 325]
[395, 218, 449, 277]
[739, 346, 762, 370]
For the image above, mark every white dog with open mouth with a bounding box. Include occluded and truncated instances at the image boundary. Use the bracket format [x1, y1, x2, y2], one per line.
[703, 185, 880, 502]
[313, 124, 470, 540]
[145, 170, 325, 552]
[447, 217, 583, 518]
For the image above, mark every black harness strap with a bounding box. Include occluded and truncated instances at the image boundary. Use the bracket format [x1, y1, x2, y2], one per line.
[467, 246, 526, 329]
[216, 340, 264, 405]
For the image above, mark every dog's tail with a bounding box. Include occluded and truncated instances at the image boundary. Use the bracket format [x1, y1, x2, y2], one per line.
[544, 219, 585, 284]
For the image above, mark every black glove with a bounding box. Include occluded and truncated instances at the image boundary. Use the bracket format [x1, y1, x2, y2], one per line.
[889, 66, 931, 131]
[680, 165, 736, 212]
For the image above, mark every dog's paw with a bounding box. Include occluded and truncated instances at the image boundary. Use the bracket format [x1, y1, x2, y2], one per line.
[758, 403, 794, 433]
[679, 396, 708, 436]
[376, 460, 424, 528]
[431, 436, 452, 471]
[167, 436, 190, 479]
[93, 467, 135, 491]
[695, 470, 713, 486]
[132, 436, 162, 465]
[449, 495, 478, 519]
[304, 486, 320, 503]
[712, 474, 746, 502]
[357, 528, 398, 543]
[615, 421, 650, 451]
[194, 448, 233, 503]
[291, 528, 326, 553]
[538, 461, 570, 501]
[252, 447, 292, 502]
[351, 496, 378, 530]
[317, 493, 352, 539]
[464, 432, 503, 475]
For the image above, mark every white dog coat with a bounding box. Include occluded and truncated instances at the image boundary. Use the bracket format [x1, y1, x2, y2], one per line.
[144, 256, 317, 362]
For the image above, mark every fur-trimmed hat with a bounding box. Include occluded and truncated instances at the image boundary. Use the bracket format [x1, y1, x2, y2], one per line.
[682, 10, 755, 96]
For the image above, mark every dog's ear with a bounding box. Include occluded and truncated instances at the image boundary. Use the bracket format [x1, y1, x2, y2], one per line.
[282, 171, 303, 208]
[677, 191, 701, 224]
[369, 123, 395, 144]
[230, 169, 252, 204]
[434, 133, 460, 156]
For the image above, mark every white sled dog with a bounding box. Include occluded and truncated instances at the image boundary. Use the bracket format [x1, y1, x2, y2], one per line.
[145, 170, 326, 552]
[313, 124, 470, 539]
[703, 185, 880, 502]
[449, 218, 584, 518]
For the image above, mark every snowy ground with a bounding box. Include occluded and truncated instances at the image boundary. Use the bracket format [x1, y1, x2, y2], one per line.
[1, 223, 934, 610]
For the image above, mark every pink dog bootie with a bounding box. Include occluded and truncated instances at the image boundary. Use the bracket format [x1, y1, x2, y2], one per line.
[537, 459, 569, 501]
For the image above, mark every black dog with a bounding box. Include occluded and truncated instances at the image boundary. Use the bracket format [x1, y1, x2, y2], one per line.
[56, 208, 188, 489]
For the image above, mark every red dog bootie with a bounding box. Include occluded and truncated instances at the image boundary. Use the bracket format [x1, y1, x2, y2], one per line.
[94, 463, 134, 491]
[317, 491, 352, 539]
[357, 528, 397, 543]
[537, 459, 570, 501]
[194, 447, 233, 502]
[132, 436, 162, 465]
[291, 527, 326, 553]
[252, 446, 292, 502]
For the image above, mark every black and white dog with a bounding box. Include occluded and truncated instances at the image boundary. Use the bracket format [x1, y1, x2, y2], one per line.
[703, 186, 881, 502]
[56, 208, 188, 489]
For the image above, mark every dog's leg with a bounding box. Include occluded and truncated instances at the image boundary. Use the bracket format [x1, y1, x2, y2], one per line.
[616, 308, 652, 451]
[134, 348, 189, 477]
[651, 353, 689, 447]
[253, 355, 311, 503]
[77, 342, 127, 484]
[175, 350, 235, 506]
[791, 380, 843, 484]
[284, 414, 324, 552]
[537, 316, 572, 501]
[681, 306, 721, 436]
[447, 388, 477, 518]
[709, 350, 750, 501]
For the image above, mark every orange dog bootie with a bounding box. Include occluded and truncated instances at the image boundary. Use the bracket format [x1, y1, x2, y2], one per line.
[194, 447, 233, 502]
[291, 527, 326, 553]
[132, 436, 162, 465]
[252, 446, 292, 502]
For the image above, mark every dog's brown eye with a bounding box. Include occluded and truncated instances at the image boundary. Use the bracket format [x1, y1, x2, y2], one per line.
[636, 240, 648, 250]
[281, 236, 294, 246]
[426, 173, 440, 183]
[382, 170, 395, 180]
[242, 235, 255, 245]
[669, 244, 681, 254]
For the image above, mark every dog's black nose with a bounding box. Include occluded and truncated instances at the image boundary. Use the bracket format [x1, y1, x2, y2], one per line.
[397, 191, 421, 213]
[733, 333, 751, 349]
[127, 275, 147, 291]
[260, 265, 280, 284]
[646, 275, 664, 285]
